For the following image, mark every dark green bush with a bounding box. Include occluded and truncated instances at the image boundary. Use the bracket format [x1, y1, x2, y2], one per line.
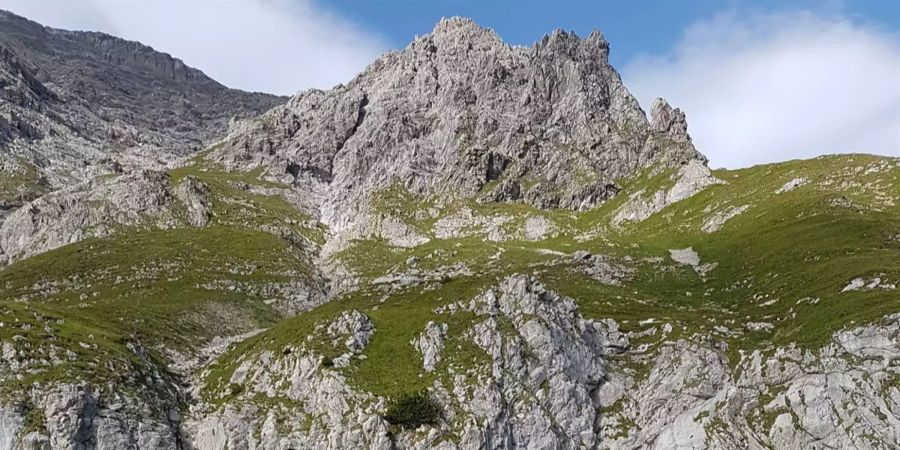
[227, 383, 244, 396]
[383, 391, 442, 430]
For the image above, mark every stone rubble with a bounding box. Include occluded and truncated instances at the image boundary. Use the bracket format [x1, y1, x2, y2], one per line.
[775, 177, 809, 194]
[701, 204, 751, 233]
[614, 160, 723, 224]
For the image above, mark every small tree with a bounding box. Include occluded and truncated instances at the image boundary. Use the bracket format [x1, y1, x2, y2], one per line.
[383, 391, 442, 430]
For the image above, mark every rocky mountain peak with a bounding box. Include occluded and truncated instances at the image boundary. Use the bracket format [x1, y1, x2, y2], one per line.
[0, 10, 205, 86]
[650, 97, 691, 143]
[430, 16, 502, 42]
[212, 18, 706, 232]
[537, 27, 610, 61]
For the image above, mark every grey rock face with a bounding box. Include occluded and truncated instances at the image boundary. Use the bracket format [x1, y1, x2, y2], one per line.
[613, 159, 722, 224]
[701, 204, 750, 233]
[211, 18, 706, 233]
[650, 98, 690, 143]
[601, 314, 900, 449]
[0, 384, 182, 450]
[187, 275, 622, 449]
[0, 170, 174, 263]
[0, 9, 283, 150]
[413, 321, 448, 372]
[173, 176, 212, 227]
[0, 170, 223, 263]
[0, 9, 284, 210]
[447, 275, 612, 449]
[33, 384, 180, 450]
[326, 310, 376, 367]
[523, 215, 556, 240]
[775, 177, 809, 194]
[565, 251, 633, 286]
[0, 405, 24, 450]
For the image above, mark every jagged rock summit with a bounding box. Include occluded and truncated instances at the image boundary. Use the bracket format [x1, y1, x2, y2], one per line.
[211, 17, 705, 231]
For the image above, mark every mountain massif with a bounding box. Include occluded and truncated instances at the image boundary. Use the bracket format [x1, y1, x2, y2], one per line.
[0, 9, 283, 218]
[0, 11, 897, 450]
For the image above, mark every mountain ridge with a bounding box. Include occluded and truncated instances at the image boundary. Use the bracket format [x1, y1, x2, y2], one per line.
[0, 12, 897, 450]
[0, 8, 285, 219]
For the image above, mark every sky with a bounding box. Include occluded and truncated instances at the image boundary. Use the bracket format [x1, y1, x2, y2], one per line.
[1, 0, 898, 168]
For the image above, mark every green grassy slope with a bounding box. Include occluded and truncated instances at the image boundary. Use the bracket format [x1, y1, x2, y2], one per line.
[1, 154, 897, 421]
[0, 162, 325, 397]
[202, 154, 900, 402]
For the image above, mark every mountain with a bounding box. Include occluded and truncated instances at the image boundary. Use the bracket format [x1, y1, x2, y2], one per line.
[210, 19, 702, 232]
[0, 9, 284, 218]
[0, 14, 898, 450]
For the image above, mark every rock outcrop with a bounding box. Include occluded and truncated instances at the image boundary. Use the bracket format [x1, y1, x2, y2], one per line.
[211, 18, 706, 233]
[186, 275, 626, 449]
[601, 314, 900, 449]
[0, 170, 192, 263]
[0, 9, 284, 210]
[613, 159, 722, 224]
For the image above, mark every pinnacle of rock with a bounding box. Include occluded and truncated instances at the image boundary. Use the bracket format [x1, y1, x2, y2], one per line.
[651, 97, 691, 143]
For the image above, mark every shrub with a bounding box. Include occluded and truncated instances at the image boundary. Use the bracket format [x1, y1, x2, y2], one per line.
[383, 391, 442, 430]
[227, 383, 244, 396]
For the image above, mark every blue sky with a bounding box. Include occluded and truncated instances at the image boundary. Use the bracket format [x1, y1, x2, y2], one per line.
[1, 0, 899, 167]
[318, 0, 900, 69]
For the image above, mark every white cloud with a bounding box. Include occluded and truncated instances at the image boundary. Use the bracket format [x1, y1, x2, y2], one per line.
[0, 0, 389, 95]
[623, 11, 900, 168]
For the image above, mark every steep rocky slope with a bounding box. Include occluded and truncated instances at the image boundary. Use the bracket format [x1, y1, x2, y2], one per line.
[0, 9, 283, 217]
[210, 18, 702, 234]
[187, 153, 899, 450]
[0, 16, 897, 450]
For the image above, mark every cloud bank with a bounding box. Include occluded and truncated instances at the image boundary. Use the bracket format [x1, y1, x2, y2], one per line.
[623, 11, 900, 168]
[0, 0, 389, 95]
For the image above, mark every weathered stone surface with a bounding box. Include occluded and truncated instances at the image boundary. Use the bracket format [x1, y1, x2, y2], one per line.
[413, 321, 448, 372]
[185, 275, 624, 449]
[614, 159, 722, 224]
[601, 314, 900, 449]
[0, 382, 182, 450]
[173, 176, 212, 227]
[701, 204, 750, 233]
[0, 9, 284, 216]
[211, 18, 706, 235]
[0, 170, 176, 263]
[776, 177, 809, 194]
[327, 310, 376, 356]
[650, 98, 690, 143]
